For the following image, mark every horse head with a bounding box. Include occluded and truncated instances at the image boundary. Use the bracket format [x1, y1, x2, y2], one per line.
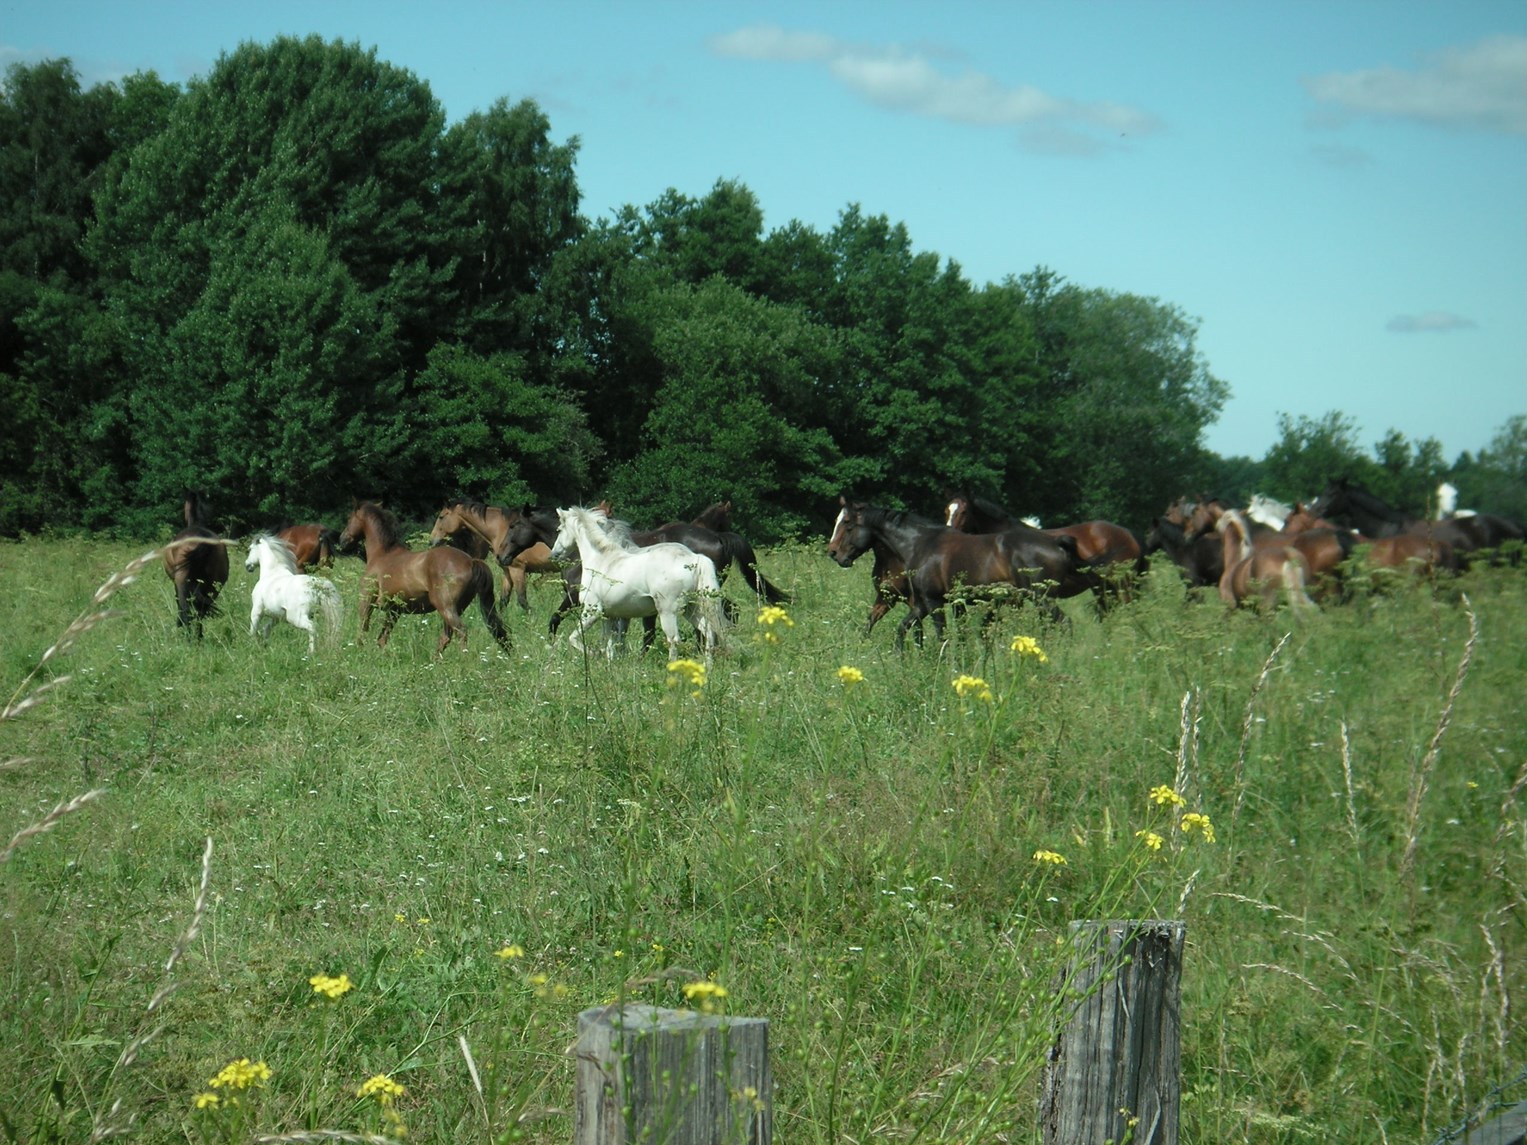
[827, 500, 873, 568]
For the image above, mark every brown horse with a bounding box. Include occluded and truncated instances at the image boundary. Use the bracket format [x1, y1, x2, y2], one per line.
[827, 498, 914, 636]
[1189, 498, 1350, 598]
[945, 492, 1146, 596]
[691, 500, 733, 533]
[1283, 504, 1456, 577]
[163, 492, 229, 638]
[428, 500, 559, 611]
[338, 502, 509, 655]
[1216, 509, 1314, 612]
[275, 523, 339, 571]
[831, 499, 1100, 649]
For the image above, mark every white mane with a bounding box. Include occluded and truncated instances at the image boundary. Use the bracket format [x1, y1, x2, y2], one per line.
[1245, 493, 1291, 530]
[250, 533, 299, 574]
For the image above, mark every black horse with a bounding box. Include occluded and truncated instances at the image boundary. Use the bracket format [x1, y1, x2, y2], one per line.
[163, 492, 229, 638]
[1310, 479, 1523, 563]
[828, 499, 1101, 650]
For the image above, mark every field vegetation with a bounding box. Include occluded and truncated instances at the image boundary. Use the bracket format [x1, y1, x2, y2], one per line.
[1, 534, 1523, 1143]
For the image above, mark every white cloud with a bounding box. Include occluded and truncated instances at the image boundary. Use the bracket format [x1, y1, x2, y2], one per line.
[710, 24, 1160, 152]
[1304, 35, 1527, 135]
[1386, 312, 1478, 334]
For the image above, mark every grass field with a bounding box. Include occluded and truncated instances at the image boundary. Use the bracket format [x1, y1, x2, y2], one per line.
[1, 532, 1523, 1143]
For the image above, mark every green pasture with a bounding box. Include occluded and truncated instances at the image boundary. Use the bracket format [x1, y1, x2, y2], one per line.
[1, 535, 1523, 1143]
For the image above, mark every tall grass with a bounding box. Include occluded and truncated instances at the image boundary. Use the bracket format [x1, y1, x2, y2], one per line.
[1, 533, 1522, 1142]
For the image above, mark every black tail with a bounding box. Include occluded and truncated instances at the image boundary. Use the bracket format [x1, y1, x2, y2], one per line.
[472, 561, 511, 647]
[722, 532, 790, 604]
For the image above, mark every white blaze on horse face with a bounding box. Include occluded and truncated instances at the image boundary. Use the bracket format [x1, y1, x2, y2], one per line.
[946, 501, 959, 528]
[828, 508, 847, 553]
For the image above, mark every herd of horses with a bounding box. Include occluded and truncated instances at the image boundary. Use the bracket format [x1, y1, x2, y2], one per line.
[161, 479, 1524, 657]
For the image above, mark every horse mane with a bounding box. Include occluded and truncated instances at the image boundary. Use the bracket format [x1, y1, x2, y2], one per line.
[563, 505, 639, 553]
[253, 534, 300, 574]
[182, 491, 213, 530]
[861, 503, 942, 532]
[355, 501, 405, 548]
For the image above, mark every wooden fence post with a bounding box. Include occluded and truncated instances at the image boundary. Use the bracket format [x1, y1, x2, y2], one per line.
[574, 1004, 771, 1145]
[1041, 919, 1186, 1145]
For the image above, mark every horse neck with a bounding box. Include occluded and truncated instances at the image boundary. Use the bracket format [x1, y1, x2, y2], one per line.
[563, 513, 623, 561]
[865, 509, 931, 563]
[1219, 511, 1251, 563]
[354, 509, 401, 554]
[258, 541, 296, 576]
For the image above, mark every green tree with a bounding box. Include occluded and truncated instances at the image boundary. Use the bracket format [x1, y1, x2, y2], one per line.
[1453, 415, 1527, 521]
[1259, 411, 1375, 506]
[605, 278, 848, 538]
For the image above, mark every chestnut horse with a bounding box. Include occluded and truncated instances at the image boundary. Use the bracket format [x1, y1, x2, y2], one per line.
[1216, 509, 1314, 612]
[338, 502, 509, 655]
[1190, 498, 1352, 598]
[831, 499, 1100, 649]
[428, 500, 559, 611]
[1310, 478, 1522, 564]
[275, 523, 339, 571]
[164, 492, 229, 638]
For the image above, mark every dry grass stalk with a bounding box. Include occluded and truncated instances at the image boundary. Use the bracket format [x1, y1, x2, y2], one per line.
[1232, 631, 1291, 823]
[1, 788, 107, 863]
[1400, 594, 1477, 879]
[1174, 687, 1200, 803]
[1479, 921, 1508, 1054]
[89, 838, 215, 1142]
[1340, 720, 1360, 851]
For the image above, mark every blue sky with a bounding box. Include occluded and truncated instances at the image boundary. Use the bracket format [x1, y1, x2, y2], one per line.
[5, 0, 1524, 463]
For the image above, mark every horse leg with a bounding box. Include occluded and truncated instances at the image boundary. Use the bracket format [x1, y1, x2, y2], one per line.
[376, 608, 396, 648]
[510, 565, 530, 612]
[250, 597, 264, 641]
[641, 615, 658, 652]
[865, 599, 891, 636]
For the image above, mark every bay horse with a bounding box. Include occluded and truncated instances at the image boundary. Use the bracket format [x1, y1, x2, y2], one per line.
[827, 499, 914, 636]
[1216, 509, 1314, 612]
[163, 492, 229, 638]
[244, 535, 343, 653]
[1283, 504, 1456, 577]
[275, 523, 339, 571]
[548, 506, 728, 659]
[429, 500, 559, 611]
[945, 492, 1146, 600]
[1310, 478, 1522, 563]
[337, 502, 509, 655]
[831, 499, 1100, 649]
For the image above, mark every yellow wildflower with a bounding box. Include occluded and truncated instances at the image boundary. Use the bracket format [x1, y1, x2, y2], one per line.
[209, 1059, 271, 1090]
[193, 1093, 221, 1110]
[494, 944, 525, 960]
[952, 674, 993, 702]
[1148, 785, 1186, 807]
[1135, 830, 1165, 851]
[1010, 635, 1049, 662]
[309, 972, 353, 1000]
[836, 665, 865, 687]
[357, 1074, 406, 1104]
[683, 980, 729, 1013]
[1032, 849, 1067, 866]
[1180, 812, 1216, 843]
[756, 605, 793, 628]
[667, 658, 707, 690]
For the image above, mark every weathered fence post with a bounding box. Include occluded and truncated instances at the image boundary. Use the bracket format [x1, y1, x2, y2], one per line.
[575, 1004, 771, 1145]
[1041, 919, 1186, 1145]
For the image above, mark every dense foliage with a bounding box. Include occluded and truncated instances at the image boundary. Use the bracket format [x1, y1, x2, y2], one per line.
[1, 40, 1520, 540]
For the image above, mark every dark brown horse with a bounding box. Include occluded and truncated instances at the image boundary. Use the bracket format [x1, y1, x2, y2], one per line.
[275, 523, 339, 571]
[164, 492, 229, 638]
[1143, 517, 1224, 590]
[428, 500, 559, 611]
[691, 500, 733, 533]
[945, 493, 1147, 592]
[827, 498, 915, 636]
[830, 499, 1100, 649]
[338, 502, 509, 655]
[1310, 478, 1522, 564]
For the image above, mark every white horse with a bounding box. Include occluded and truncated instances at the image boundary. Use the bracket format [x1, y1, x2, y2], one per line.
[1435, 481, 1476, 520]
[244, 534, 343, 653]
[1245, 493, 1292, 530]
[549, 506, 728, 659]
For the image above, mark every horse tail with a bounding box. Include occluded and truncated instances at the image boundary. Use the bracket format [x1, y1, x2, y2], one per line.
[318, 527, 341, 567]
[317, 579, 344, 642]
[694, 556, 731, 651]
[1281, 550, 1315, 610]
[472, 560, 511, 647]
[723, 532, 791, 604]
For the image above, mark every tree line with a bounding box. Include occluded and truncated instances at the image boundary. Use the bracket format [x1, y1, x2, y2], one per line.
[2, 37, 1521, 541]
